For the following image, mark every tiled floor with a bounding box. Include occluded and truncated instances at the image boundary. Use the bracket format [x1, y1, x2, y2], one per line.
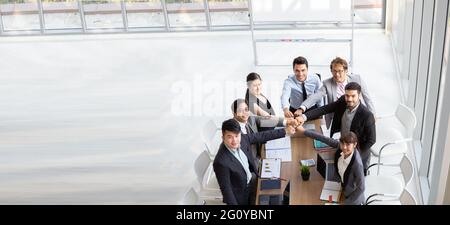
[0, 28, 416, 204]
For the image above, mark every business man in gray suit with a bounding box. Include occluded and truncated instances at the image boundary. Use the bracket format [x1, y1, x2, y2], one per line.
[298, 126, 365, 205]
[299, 57, 376, 128]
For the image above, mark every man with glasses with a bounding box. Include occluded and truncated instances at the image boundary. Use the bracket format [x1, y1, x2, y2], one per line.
[298, 57, 376, 128]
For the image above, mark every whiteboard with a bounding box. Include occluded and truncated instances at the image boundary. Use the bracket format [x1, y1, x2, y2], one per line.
[251, 0, 352, 22]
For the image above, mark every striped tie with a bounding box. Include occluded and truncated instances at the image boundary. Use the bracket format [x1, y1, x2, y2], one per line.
[337, 82, 345, 98]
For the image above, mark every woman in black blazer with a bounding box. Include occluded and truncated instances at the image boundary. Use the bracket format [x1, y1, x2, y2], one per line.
[298, 126, 366, 205]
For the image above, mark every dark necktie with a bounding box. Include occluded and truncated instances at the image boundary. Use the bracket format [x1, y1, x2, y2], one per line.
[245, 123, 251, 134]
[302, 82, 307, 101]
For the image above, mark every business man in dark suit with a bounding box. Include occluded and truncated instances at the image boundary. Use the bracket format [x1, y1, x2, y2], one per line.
[298, 126, 365, 205]
[213, 119, 295, 205]
[297, 82, 376, 174]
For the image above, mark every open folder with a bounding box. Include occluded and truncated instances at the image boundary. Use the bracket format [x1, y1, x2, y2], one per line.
[260, 158, 281, 179]
[320, 181, 342, 203]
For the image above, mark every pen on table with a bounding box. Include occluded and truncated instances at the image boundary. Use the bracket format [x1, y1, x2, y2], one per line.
[273, 177, 288, 181]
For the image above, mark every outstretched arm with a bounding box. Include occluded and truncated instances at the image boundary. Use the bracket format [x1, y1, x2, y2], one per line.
[303, 129, 339, 148]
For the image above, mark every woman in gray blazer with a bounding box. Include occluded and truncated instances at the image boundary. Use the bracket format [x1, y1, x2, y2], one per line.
[298, 126, 365, 205]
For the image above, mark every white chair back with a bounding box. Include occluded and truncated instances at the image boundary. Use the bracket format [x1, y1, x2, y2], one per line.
[400, 154, 414, 186]
[395, 103, 417, 136]
[201, 120, 221, 155]
[194, 150, 213, 185]
[181, 188, 203, 205]
[399, 188, 417, 205]
[202, 120, 218, 143]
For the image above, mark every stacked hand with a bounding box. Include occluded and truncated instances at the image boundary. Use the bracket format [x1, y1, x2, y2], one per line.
[294, 108, 304, 117]
[284, 125, 296, 136]
[295, 116, 305, 126]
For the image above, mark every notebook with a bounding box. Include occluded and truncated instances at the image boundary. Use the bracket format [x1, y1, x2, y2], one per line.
[260, 179, 281, 190]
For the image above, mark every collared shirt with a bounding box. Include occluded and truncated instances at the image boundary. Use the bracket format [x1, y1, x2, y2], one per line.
[335, 79, 348, 100]
[226, 146, 252, 184]
[338, 150, 354, 181]
[341, 102, 360, 136]
[238, 121, 248, 134]
[281, 74, 321, 110]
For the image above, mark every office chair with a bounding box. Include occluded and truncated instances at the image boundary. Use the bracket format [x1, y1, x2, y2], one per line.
[201, 119, 221, 157]
[180, 188, 205, 205]
[180, 187, 224, 205]
[365, 153, 414, 203]
[194, 150, 222, 199]
[371, 103, 417, 174]
[365, 188, 417, 205]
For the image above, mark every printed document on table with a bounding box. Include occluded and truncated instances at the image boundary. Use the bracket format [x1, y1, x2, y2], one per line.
[265, 137, 292, 162]
[265, 137, 291, 150]
[260, 158, 281, 179]
[266, 148, 292, 162]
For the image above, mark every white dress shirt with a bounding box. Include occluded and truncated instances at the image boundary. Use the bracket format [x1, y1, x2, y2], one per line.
[226, 146, 252, 184]
[238, 121, 247, 134]
[337, 150, 354, 181]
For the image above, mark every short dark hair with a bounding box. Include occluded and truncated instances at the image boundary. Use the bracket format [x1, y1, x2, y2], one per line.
[246, 72, 262, 82]
[222, 119, 241, 134]
[339, 131, 358, 145]
[345, 82, 361, 94]
[231, 99, 247, 114]
[330, 57, 348, 70]
[293, 56, 309, 69]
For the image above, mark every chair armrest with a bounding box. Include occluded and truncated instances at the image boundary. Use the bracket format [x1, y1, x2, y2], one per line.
[365, 193, 399, 205]
[367, 163, 381, 174]
[376, 114, 395, 120]
[372, 138, 413, 157]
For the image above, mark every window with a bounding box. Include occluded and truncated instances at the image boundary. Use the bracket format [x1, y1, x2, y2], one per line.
[82, 0, 124, 29]
[0, 0, 41, 31]
[42, 0, 82, 30]
[166, 0, 206, 28]
[208, 0, 248, 27]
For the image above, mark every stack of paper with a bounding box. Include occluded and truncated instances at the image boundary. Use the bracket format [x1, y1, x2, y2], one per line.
[265, 137, 291, 162]
[320, 181, 342, 203]
[260, 158, 281, 179]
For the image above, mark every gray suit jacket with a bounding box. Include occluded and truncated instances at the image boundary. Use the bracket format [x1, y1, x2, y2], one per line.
[304, 129, 366, 205]
[301, 74, 376, 128]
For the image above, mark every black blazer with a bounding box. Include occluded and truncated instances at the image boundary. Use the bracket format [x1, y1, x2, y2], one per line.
[213, 128, 286, 205]
[304, 96, 376, 163]
[333, 149, 366, 205]
[303, 129, 365, 204]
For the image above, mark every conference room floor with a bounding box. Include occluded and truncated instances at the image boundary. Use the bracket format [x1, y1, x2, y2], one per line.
[0, 28, 417, 204]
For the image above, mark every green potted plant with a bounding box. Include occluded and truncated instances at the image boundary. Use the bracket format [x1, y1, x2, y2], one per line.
[301, 165, 310, 181]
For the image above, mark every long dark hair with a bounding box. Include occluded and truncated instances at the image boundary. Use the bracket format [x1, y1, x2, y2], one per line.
[245, 72, 272, 111]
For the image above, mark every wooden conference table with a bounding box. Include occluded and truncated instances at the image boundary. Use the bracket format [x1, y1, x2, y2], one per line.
[256, 119, 333, 205]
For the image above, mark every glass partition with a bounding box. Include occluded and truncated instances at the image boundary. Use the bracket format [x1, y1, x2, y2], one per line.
[82, 0, 124, 29]
[42, 0, 82, 30]
[208, 0, 248, 26]
[125, 0, 165, 29]
[0, 0, 40, 31]
[166, 0, 206, 28]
